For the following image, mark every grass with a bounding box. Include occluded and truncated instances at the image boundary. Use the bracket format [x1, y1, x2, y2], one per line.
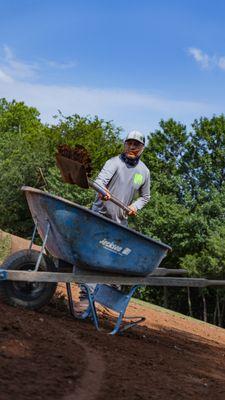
[0, 231, 12, 263]
[132, 297, 225, 329]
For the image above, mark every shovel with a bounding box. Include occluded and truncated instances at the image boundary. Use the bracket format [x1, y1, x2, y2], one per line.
[56, 154, 131, 213]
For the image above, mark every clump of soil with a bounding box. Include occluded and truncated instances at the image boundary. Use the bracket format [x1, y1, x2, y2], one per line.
[56, 144, 92, 176]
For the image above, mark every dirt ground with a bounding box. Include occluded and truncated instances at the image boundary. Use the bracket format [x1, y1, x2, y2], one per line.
[1, 285, 225, 400]
[1, 233, 225, 400]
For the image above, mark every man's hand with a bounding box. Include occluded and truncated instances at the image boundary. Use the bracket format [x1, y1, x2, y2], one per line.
[128, 205, 137, 216]
[98, 188, 111, 201]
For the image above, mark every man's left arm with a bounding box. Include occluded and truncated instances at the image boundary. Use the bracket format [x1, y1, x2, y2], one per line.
[131, 170, 151, 212]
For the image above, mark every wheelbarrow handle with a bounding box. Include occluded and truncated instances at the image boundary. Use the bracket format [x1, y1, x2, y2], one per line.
[88, 179, 131, 214]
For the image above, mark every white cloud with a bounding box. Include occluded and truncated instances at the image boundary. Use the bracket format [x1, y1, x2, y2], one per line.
[0, 77, 213, 133]
[218, 57, 225, 70]
[188, 47, 225, 72]
[0, 45, 217, 133]
[46, 60, 77, 69]
[0, 45, 77, 81]
[0, 68, 13, 83]
[2, 44, 39, 80]
[188, 47, 212, 69]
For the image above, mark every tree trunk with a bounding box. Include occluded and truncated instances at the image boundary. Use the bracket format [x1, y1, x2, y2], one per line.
[213, 300, 218, 325]
[202, 292, 207, 322]
[163, 287, 168, 309]
[187, 287, 193, 317]
[217, 291, 222, 327]
[221, 299, 225, 328]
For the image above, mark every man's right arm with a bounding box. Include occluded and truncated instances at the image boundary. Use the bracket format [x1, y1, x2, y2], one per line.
[94, 158, 118, 188]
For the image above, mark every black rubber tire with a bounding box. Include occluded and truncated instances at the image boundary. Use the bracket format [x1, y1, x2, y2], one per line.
[0, 249, 57, 310]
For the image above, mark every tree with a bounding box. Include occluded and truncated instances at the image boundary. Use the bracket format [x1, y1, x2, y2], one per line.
[46, 113, 123, 206]
[181, 115, 225, 203]
[143, 118, 188, 198]
[0, 99, 55, 235]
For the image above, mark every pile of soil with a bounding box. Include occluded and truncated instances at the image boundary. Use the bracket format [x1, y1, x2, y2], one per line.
[1, 286, 225, 400]
[57, 144, 92, 176]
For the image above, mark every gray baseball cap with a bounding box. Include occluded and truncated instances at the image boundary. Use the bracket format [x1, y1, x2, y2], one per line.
[125, 130, 145, 145]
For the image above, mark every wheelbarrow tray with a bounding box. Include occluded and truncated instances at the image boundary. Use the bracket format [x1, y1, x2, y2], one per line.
[22, 187, 171, 276]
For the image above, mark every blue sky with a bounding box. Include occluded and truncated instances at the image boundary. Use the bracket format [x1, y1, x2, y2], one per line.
[0, 0, 225, 136]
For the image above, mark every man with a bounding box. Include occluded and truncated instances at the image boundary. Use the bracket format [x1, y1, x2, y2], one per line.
[78, 130, 150, 309]
[92, 130, 150, 223]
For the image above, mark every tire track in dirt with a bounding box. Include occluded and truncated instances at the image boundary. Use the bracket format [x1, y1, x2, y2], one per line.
[45, 318, 105, 400]
[63, 333, 105, 400]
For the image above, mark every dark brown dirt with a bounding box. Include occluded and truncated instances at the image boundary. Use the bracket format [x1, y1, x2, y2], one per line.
[2, 235, 225, 400]
[56, 144, 92, 176]
[1, 286, 225, 400]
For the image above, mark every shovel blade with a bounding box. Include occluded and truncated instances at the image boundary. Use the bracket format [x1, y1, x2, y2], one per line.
[56, 155, 89, 189]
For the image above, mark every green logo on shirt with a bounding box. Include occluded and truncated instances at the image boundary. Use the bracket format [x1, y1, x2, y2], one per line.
[133, 173, 143, 185]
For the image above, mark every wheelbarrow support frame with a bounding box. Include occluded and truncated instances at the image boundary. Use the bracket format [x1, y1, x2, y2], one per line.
[66, 282, 145, 335]
[27, 220, 145, 335]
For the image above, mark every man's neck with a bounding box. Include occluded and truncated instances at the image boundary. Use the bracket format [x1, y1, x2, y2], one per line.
[120, 153, 140, 166]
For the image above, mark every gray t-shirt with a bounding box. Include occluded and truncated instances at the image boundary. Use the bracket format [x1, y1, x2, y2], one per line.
[92, 155, 150, 224]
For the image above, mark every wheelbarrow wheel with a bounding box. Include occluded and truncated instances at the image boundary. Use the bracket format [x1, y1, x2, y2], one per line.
[0, 249, 57, 310]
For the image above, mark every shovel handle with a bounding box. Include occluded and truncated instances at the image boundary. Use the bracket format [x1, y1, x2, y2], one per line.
[88, 179, 131, 214]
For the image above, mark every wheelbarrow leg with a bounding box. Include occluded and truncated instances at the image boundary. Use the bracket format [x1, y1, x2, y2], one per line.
[66, 283, 145, 335]
[92, 284, 145, 335]
[29, 219, 51, 272]
[29, 217, 38, 251]
[34, 221, 51, 272]
[66, 283, 100, 329]
[109, 285, 145, 335]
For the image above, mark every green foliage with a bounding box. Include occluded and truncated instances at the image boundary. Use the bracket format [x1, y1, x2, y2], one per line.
[143, 118, 188, 197]
[0, 98, 41, 134]
[45, 166, 95, 208]
[181, 115, 225, 201]
[0, 101, 123, 234]
[50, 113, 123, 174]
[46, 113, 123, 205]
[138, 114, 225, 322]
[0, 100, 56, 235]
[130, 187, 188, 268]
[181, 223, 225, 278]
[1, 99, 225, 325]
[0, 231, 11, 263]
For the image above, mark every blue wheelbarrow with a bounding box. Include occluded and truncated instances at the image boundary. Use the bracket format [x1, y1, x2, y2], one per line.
[0, 187, 171, 334]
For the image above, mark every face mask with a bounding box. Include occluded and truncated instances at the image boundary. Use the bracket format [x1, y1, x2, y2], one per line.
[120, 153, 140, 166]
